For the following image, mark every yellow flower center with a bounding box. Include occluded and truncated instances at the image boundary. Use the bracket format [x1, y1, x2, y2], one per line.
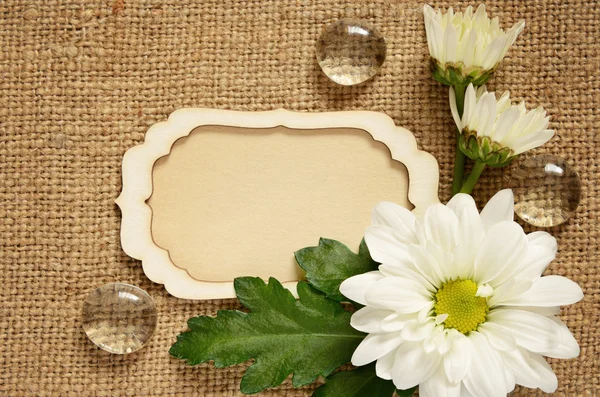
[434, 279, 488, 334]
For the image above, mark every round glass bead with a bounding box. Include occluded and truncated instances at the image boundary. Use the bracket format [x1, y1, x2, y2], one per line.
[82, 283, 157, 354]
[316, 18, 386, 85]
[508, 154, 581, 227]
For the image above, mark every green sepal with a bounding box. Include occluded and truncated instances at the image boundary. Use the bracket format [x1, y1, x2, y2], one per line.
[430, 58, 495, 86]
[458, 132, 515, 167]
[470, 68, 495, 86]
[294, 238, 379, 302]
[447, 65, 463, 86]
[170, 277, 365, 394]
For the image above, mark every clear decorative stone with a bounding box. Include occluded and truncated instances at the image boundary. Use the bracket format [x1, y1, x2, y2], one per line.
[508, 154, 581, 227]
[316, 18, 386, 85]
[82, 283, 157, 354]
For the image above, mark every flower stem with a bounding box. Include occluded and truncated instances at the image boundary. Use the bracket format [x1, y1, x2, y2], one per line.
[451, 135, 466, 196]
[451, 84, 467, 196]
[459, 161, 486, 194]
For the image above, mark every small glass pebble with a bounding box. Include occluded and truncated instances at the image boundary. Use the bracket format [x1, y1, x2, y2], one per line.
[508, 154, 581, 227]
[82, 282, 157, 354]
[316, 18, 386, 85]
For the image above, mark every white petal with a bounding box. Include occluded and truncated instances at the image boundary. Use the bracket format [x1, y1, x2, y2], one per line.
[528, 231, 558, 253]
[501, 348, 543, 390]
[477, 92, 499, 137]
[435, 314, 449, 325]
[475, 84, 488, 98]
[424, 16, 435, 56]
[503, 347, 558, 393]
[462, 28, 477, 67]
[488, 278, 532, 307]
[420, 364, 461, 397]
[424, 203, 459, 252]
[476, 283, 493, 297]
[407, 244, 444, 287]
[527, 353, 558, 392]
[473, 33, 486, 66]
[473, 221, 528, 286]
[511, 129, 554, 155]
[392, 341, 442, 390]
[481, 35, 507, 69]
[460, 387, 476, 397]
[437, 328, 459, 355]
[443, 332, 472, 383]
[350, 306, 396, 333]
[378, 264, 437, 292]
[446, 193, 478, 216]
[424, 324, 446, 353]
[464, 5, 473, 18]
[495, 91, 512, 113]
[449, 86, 462, 130]
[431, 16, 445, 60]
[423, 5, 434, 19]
[499, 275, 583, 307]
[427, 20, 442, 60]
[375, 349, 396, 380]
[510, 104, 537, 136]
[468, 91, 485, 132]
[478, 322, 517, 351]
[511, 305, 560, 316]
[516, 242, 556, 281]
[443, 23, 458, 64]
[521, 231, 558, 280]
[339, 271, 384, 305]
[518, 109, 549, 136]
[401, 319, 436, 341]
[381, 312, 418, 333]
[418, 300, 436, 323]
[364, 225, 412, 265]
[463, 332, 513, 397]
[351, 331, 403, 366]
[371, 202, 420, 243]
[537, 317, 580, 359]
[462, 84, 477, 126]
[425, 241, 455, 281]
[479, 189, 514, 232]
[489, 14, 501, 32]
[474, 4, 487, 23]
[487, 309, 561, 354]
[492, 106, 521, 143]
[364, 276, 433, 313]
[452, 198, 484, 279]
[505, 20, 525, 47]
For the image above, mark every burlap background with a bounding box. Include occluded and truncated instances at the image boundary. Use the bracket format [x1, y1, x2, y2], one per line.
[1, 0, 598, 395]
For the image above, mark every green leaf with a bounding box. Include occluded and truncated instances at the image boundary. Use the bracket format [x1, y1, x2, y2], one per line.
[396, 386, 418, 396]
[312, 364, 396, 397]
[294, 238, 379, 301]
[170, 277, 365, 394]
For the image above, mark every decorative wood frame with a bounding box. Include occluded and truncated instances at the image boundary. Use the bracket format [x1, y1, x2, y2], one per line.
[116, 108, 439, 300]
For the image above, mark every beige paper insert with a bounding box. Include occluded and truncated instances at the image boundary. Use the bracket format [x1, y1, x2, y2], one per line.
[148, 125, 411, 283]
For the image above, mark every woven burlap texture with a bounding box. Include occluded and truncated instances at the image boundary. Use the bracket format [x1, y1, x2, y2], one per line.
[0, 0, 598, 396]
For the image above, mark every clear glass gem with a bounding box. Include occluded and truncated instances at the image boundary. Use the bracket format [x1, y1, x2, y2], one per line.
[508, 154, 581, 227]
[316, 18, 386, 85]
[82, 282, 157, 354]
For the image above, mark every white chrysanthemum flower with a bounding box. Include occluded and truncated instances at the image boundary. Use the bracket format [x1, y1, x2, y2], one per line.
[450, 83, 554, 166]
[340, 190, 582, 397]
[424, 4, 525, 86]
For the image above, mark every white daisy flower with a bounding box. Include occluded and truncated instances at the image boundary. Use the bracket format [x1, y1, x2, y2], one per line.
[450, 83, 555, 166]
[340, 190, 582, 397]
[424, 4, 525, 86]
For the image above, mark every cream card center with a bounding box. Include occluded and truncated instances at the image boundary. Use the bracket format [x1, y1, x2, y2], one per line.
[148, 125, 411, 282]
